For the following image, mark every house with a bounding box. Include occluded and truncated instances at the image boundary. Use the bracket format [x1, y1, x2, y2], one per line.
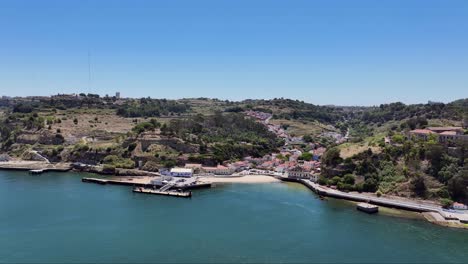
[409, 129, 436, 141]
[310, 174, 319, 183]
[453, 202, 468, 210]
[409, 127, 467, 143]
[170, 168, 193, 177]
[275, 165, 287, 174]
[286, 167, 312, 179]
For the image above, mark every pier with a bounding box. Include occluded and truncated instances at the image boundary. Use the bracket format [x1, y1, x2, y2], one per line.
[81, 177, 212, 190]
[133, 187, 192, 198]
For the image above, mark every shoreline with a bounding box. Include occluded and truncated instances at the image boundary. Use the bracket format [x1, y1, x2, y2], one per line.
[1, 161, 467, 230]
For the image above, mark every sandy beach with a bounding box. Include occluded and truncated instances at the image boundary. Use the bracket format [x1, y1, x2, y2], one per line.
[198, 175, 280, 184]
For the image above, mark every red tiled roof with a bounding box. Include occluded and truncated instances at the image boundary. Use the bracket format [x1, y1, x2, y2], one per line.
[427, 127, 463, 131]
[440, 131, 457, 135]
[410, 129, 435, 135]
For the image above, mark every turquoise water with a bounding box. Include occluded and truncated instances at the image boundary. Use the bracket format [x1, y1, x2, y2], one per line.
[0, 171, 467, 263]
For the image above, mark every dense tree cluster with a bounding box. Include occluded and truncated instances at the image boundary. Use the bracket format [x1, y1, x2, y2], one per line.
[321, 137, 468, 204]
[164, 112, 283, 162]
[355, 100, 467, 126]
[116, 98, 190, 117]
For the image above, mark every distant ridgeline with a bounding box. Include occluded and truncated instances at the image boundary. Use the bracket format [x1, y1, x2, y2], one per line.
[1, 95, 466, 125]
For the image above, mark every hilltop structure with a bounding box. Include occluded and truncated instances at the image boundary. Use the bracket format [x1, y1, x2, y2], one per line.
[409, 127, 467, 143]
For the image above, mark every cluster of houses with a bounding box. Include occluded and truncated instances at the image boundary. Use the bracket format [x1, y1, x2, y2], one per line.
[244, 110, 272, 121]
[244, 111, 291, 139]
[321, 131, 348, 144]
[409, 127, 467, 143]
[159, 141, 326, 184]
[158, 110, 332, 183]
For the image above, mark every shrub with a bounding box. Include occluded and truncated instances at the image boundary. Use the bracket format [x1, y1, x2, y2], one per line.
[127, 142, 137, 152]
[102, 164, 116, 174]
[298, 152, 313, 161]
[440, 198, 454, 209]
[103, 155, 135, 169]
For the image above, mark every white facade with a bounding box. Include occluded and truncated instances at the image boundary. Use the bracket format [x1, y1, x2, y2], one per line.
[170, 168, 193, 177]
[287, 170, 311, 179]
[202, 166, 235, 175]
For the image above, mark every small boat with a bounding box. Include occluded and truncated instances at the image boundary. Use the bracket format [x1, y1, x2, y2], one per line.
[29, 169, 44, 175]
[357, 203, 379, 214]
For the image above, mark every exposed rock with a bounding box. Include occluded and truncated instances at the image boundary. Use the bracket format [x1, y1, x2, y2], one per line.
[0, 154, 11, 162]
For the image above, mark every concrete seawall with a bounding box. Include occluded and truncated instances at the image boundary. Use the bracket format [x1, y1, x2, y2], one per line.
[280, 177, 440, 213]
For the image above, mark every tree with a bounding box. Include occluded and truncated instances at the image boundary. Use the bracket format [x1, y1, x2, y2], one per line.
[363, 177, 378, 192]
[330, 176, 342, 186]
[343, 174, 355, 185]
[411, 175, 427, 197]
[440, 198, 454, 209]
[425, 143, 444, 175]
[438, 163, 460, 183]
[298, 152, 313, 161]
[322, 147, 342, 166]
[303, 134, 313, 143]
[448, 168, 468, 204]
[391, 134, 405, 144]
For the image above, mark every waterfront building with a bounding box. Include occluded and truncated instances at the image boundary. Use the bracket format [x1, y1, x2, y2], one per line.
[202, 165, 235, 175]
[286, 167, 312, 179]
[453, 202, 468, 210]
[170, 168, 193, 177]
[185, 163, 203, 173]
[310, 174, 319, 183]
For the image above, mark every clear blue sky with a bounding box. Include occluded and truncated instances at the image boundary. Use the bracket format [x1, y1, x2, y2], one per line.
[0, 0, 467, 106]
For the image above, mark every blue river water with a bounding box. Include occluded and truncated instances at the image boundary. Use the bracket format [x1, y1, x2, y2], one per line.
[0, 171, 467, 263]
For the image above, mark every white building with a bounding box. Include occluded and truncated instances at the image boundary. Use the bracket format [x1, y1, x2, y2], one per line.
[286, 169, 319, 182]
[202, 165, 235, 175]
[286, 170, 311, 179]
[170, 168, 193, 177]
[453, 202, 468, 210]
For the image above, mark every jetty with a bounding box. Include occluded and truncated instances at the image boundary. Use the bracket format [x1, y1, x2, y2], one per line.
[81, 177, 212, 190]
[133, 187, 192, 198]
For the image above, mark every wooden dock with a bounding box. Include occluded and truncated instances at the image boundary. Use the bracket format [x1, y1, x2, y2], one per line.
[133, 187, 192, 198]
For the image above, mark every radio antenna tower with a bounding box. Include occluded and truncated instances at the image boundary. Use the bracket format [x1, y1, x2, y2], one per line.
[87, 50, 91, 93]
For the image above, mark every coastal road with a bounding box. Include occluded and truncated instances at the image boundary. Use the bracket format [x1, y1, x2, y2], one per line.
[301, 180, 442, 213]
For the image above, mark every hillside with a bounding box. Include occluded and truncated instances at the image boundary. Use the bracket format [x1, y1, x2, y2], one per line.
[0, 94, 466, 204]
